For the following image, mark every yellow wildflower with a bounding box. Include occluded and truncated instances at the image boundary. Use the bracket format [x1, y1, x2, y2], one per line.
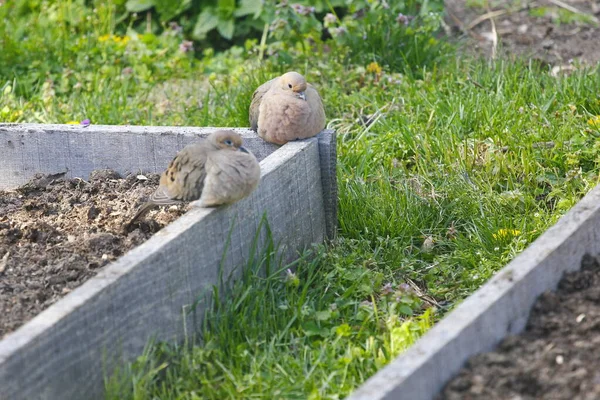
[66, 121, 79, 125]
[98, 34, 129, 45]
[1, 107, 23, 122]
[587, 115, 600, 128]
[366, 61, 382, 75]
[492, 229, 521, 239]
[113, 35, 130, 45]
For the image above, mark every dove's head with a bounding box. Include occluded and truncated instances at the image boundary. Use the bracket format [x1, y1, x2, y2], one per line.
[280, 71, 307, 101]
[209, 130, 249, 153]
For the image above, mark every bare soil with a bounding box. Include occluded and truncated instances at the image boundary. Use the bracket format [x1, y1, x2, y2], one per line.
[438, 253, 600, 400]
[0, 170, 185, 338]
[445, 0, 600, 67]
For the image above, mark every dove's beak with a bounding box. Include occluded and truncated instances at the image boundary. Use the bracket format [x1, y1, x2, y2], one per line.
[297, 91, 306, 101]
[239, 146, 249, 154]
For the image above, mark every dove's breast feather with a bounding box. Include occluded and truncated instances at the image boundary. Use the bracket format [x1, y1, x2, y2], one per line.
[255, 85, 326, 145]
[199, 150, 261, 207]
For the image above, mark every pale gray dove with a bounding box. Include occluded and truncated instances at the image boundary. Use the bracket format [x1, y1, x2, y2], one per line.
[249, 71, 326, 145]
[127, 130, 261, 227]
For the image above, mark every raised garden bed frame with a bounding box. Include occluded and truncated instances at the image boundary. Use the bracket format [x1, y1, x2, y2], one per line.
[0, 123, 337, 400]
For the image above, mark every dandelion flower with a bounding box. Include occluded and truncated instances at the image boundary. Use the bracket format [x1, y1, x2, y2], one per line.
[588, 116, 600, 128]
[366, 62, 382, 75]
[99, 34, 129, 45]
[493, 229, 521, 239]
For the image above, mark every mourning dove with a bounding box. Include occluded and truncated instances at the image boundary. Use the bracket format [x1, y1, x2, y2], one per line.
[249, 71, 326, 145]
[127, 130, 261, 227]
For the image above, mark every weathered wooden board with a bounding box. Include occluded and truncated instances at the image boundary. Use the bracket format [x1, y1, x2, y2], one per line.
[0, 124, 280, 190]
[0, 124, 337, 400]
[349, 183, 600, 400]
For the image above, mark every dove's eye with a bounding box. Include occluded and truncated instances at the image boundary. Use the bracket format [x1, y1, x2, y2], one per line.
[224, 140, 233, 146]
[288, 83, 292, 89]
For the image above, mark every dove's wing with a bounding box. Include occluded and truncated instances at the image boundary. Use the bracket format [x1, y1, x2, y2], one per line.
[148, 185, 180, 205]
[155, 143, 209, 203]
[249, 77, 277, 132]
[127, 137, 214, 228]
[306, 84, 326, 135]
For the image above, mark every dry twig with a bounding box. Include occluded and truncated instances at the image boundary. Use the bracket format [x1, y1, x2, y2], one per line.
[467, 9, 508, 31]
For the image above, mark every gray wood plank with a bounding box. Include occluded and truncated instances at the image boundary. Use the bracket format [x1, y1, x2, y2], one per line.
[0, 124, 279, 190]
[318, 130, 338, 239]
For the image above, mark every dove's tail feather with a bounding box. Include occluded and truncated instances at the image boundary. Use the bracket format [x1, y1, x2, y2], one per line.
[125, 201, 157, 229]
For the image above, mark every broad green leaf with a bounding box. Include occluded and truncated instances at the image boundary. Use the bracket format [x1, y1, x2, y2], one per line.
[335, 323, 351, 337]
[398, 304, 413, 316]
[315, 310, 331, 321]
[217, 0, 236, 17]
[216, 18, 234, 40]
[303, 321, 331, 338]
[125, 0, 154, 13]
[233, 0, 263, 18]
[155, 0, 191, 21]
[192, 8, 219, 40]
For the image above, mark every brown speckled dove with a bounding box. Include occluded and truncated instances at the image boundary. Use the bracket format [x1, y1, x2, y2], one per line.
[249, 71, 326, 145]
[127, 130, 261, 227]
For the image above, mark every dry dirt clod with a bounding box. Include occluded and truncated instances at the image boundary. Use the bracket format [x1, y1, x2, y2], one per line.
[0, 169, 186, 338]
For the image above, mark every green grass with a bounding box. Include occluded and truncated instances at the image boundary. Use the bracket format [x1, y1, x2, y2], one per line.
[105, 220, 434, 399]
[334, 59, 600, 301]
[529, 6, 598, 26]
[3, 0, 600, 398]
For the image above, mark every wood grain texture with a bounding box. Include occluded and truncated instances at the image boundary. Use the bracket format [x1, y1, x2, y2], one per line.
[349, 183, 600, 400]
[317, 130, 337, 240]
[0, 124, 337, 400]
[0, 124, 279, 190]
